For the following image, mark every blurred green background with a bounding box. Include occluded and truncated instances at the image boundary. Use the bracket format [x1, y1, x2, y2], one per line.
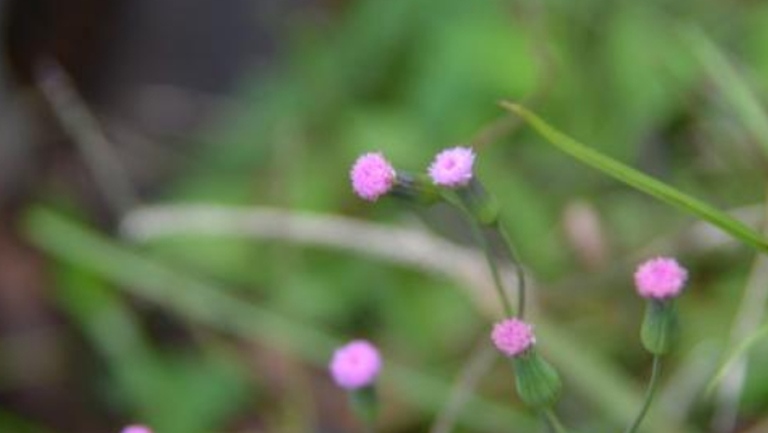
[2, 0, 768, 432]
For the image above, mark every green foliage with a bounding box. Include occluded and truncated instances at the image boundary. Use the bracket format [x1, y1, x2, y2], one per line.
[17, 0, 768, 430]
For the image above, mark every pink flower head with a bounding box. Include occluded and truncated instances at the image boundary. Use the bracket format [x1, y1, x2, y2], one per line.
[491, 318, 536, 357]
[634, 257, 688, 300]
[428, 146, 475, 187]
[121, 426, 152, 433]
[329, 340, 382, 390]
[350, 152, 396, 201]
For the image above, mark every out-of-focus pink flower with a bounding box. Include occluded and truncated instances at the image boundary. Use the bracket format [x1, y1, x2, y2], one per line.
[428, 146, 475, 187]
[491, 318, 536, 357]
[350, 152, 396, 201]
[329, 340, 382, 390]
[121, 426, 152, 433]
[634, 257, 688, 300]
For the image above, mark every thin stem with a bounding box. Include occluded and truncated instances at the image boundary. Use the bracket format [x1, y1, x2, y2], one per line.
[544, 409, 569, 433]
[495, 221, 527, 319]
[624, 355, 663, 433]
[446, 185, 519, 318]
[469, 218, 515, 317]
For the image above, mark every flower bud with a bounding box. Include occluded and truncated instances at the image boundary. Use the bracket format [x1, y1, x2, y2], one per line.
[641, 300, 679, 355]
[512, 351, 562, 409]
[633, 257, 687, 355]
[350, 152, 397, 201]
[492, 319, 562, 409]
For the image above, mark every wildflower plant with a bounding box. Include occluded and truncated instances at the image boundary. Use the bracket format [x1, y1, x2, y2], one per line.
[345, 140, 700, 433]
[624, 257, 689, 433]
[347, 145, 567, 429]
[329, 340, 382, 431]
[492, 319, 562, 410]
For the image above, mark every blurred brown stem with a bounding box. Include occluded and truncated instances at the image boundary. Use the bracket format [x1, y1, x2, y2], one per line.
[35, 58, 138, 215]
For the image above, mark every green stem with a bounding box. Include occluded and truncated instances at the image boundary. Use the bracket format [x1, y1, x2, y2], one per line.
[469, 218, 515, 317]
[624, 355, 663, 433]
[544, 409, 569, 433]
[495, 221, 527, 319]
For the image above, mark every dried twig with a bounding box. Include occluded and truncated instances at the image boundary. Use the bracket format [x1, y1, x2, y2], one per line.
[120, 204, 528, 317]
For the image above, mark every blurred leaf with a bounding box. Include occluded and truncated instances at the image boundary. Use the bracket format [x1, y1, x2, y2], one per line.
[0, 411, 58, 433]
[706, 317, 768, 395]
[503, 102, 768, 253]
[24, 207, 701, 433]
[55, 266, 251, 433]
[605, 7, 696, 134]
[686, 26, 768, 158]
[24, 207, 535, 432]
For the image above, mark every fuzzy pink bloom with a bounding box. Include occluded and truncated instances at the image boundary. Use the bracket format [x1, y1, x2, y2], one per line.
[350, 152, 396, 201]
[329, 340, 382, 390]
[491, 318, 536, 357]
[634, 257, 688, 300]
[121, 426, 152, 433]
[428, 146, 475, 187]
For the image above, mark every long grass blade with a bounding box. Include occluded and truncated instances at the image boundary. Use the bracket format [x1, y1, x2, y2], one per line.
[501, 102, 768, 253]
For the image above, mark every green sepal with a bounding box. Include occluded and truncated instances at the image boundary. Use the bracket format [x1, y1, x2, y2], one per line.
[456, 178, 500, 226]
[391, 172, 442, 205]
[641, 300, 679, 355]
[512, 350, 562, 409]
[349, 385, 378, 426]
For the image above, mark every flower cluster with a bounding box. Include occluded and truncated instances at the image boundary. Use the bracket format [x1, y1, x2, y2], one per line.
[347, 143, 694, 431]
[350, 152, 397, 201]
[491, 318, 535, 357]
[634, 257, 688, 300]
[428, 146, 476, 187]
[350, 146, 476, 201]
[329, 339, 382, 390]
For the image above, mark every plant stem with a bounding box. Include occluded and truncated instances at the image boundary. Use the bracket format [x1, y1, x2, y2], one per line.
[469, 218, 514, 317]
[495, 221, 527, 319]
[544, 409, 569, 433]
[624, 355, 663, 433]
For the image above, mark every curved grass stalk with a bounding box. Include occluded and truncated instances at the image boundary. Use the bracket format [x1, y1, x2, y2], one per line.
[501, 102, 768, 254]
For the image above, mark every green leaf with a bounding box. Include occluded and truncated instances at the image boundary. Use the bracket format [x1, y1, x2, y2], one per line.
[501, 102, 768, 253]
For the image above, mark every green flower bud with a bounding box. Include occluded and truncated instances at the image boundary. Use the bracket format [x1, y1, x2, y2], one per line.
[641, 300, 679, 355]
[512, 350, 562, 409]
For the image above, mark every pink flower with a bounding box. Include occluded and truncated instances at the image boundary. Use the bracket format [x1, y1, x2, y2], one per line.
[350, 152, 396, 201]
[491, 318, 536, 357]
[121, 426, 152, 433]
[428, 146, 475, 187]
[634, 257, 688, 300]
[329, 340, 382, 390]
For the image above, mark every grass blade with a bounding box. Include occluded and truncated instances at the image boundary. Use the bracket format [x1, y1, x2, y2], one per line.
[706, 321, 768, 395]
[501, 102, 768, 254]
